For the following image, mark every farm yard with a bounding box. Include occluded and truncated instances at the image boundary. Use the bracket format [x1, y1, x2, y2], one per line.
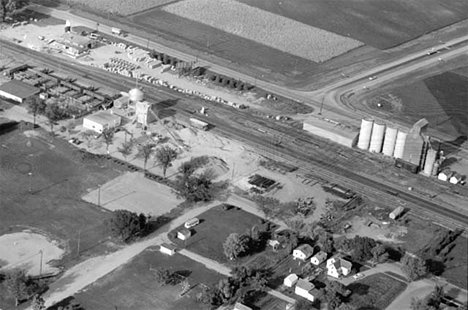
[237, 0, 468, 49]
[162, 0, 363, 63]
[72, 248, 224, 310]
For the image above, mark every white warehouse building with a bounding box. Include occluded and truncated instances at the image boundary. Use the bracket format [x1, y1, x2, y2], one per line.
[83, 110, 121, 133]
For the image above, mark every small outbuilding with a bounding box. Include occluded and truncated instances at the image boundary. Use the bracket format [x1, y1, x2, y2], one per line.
[177, 229, 192, 241]
[438, 170, 453, 182]
[160, 243, 177, 256]
[83, 110, 122, 133]
[389, 206, 405, 220]
[311, 251, 327, 266]
[0, 80, 40, 103]
[449, 173, 464, 185]
[283, 273, 299, 288]
[293, 244, 314, 261]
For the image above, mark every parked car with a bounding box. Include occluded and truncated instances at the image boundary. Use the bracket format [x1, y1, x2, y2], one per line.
[353, 273, 365, 280]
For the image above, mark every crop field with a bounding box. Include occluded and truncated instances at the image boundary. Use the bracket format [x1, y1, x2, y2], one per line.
[74, 248, 224, 310]
[68, 0, 175, 16]
[381, 64, 468, 139]
[162, 0, 363, 63]
[236, 0, 468, 49]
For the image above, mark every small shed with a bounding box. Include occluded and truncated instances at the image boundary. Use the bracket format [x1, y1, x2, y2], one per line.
[0, 80, 40, 103]
[177, 229, 192, 241]
[438, 170, 453, 182]
[449, 173, 464, 185]
[283, 273, 299, 288]
[83, 110, 121, 133]
[160, 243, 177, 256]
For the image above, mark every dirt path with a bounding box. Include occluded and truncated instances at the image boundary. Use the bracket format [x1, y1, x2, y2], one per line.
[37, 201, 218, 308]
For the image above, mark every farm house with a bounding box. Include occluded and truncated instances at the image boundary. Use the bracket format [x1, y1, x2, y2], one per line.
[0, 80, 40, 103]
[83, 111, 121, 133]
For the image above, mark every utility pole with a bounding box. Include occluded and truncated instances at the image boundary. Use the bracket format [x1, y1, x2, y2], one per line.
[77, 227, 82, 257]
[39, 250, 43, 276]
[28, 172, 32, 194]
[319, 97, 325, 115]
[97, 185, 101, 207]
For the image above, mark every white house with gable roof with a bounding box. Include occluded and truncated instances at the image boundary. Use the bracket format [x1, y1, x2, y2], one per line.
[326, 255, 352, 278]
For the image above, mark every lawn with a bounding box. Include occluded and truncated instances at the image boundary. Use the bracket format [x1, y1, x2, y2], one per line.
[440, 236, 468, 290]
[347, 273, 407, 310]
[237, 0, 468, 49]
[168, 204, 272, 264]
[72, 247, 224, 310]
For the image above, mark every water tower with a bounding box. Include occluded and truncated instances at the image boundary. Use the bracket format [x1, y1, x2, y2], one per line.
[128, 88, 144, 103]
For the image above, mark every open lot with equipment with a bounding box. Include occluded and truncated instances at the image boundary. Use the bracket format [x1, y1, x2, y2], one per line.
[72, 248, 224, 310]
[347, 273, 407, 310]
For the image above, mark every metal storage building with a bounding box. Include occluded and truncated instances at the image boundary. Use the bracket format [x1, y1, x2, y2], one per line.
[0, 80, 40, 103]
[303, 117, 359, 148]
[83, 110, 121, 133]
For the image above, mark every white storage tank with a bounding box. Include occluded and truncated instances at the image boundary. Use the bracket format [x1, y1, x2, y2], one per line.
[129, 88, 144, 102]
[393, 130, 408, 159]
[423, 149, 437, 176]
[357, 118, 374, 150]
[382, 127, 398, 156]
[369, 122, 386, 153]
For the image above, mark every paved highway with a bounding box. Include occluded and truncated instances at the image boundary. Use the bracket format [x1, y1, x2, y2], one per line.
[2, 39, 466, 236]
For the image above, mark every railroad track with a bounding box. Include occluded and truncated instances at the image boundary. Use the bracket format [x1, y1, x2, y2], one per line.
[3, 40, 467, 236]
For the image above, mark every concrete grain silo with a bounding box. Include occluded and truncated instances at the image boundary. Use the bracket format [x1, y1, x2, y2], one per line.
[393, 130, 408, 159]
[382, 126, 398, 156]
[369, 122, 386, 153]
[357, 118, 374, 150]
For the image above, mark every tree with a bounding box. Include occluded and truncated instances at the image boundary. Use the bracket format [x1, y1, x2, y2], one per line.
[4, 269, 28, 306]
[172, 172, 212, 203]
[25, 96, 46, 128]
[319, 232, 335, 254]
[223, 233, 249, 260]
[217, 278, 236, 303]
[284, 216, 306, 236]
[154, 145, 178, 178]
[80, 130, 96, 148]
[197, 285, 221, 306]
[253, 195, 280, 221]
[401, 253, 427, 281]
[296, 299, 317, 310]
[117, 140, 134, 161]
[136, 143, 154, 171]
[336, 303, 356, 310]
[154, 268, 173, 286]
[1, 0, 29, 22]
[427, 285, 444, 309]
[101, 127, 114, 154]
[44, 101, 68, 135]
[31, 294, 46, 310]
[371, 243, 389, 263]
[108, 210, 147, 242]
[410, 297, 437, 310]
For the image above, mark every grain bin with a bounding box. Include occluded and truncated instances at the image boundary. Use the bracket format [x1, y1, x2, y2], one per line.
[423, 149, 437, 176]
[382, 126, 398, 156]
[393, 130, 408, 159]
[369, 122, 386, 153]
[357, 118, 374, 150]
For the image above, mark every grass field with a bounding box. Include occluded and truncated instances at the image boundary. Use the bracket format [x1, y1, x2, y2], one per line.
[169, 205, 269, 264]
[163, 0, 363, 63]
[441, 236, 468, 290]
[73, 248, 224, 310]
[347, 273, 407, 310]
[0, 121, 121, 263]
[237, 0, 468, 49]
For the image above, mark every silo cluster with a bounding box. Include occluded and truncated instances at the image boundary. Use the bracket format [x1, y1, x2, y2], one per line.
[357, 118, 401, 157]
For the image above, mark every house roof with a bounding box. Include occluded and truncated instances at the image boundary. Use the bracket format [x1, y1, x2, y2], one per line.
[284, 273, 298, 282]
[160, 243, 176, 251]
[178, 228, 191, 236]
[333, 258, 352, 270]
[85, 111, 121, 125]
[0, 80, 40, 99]
[294, 244, 314, 257]
[450, 173, 463, 180]
[60, 32, 93, 47]
[312, 251, 327, 261]
[440, 169, 453, 176]
[296, 279, 314, 292]
[234, 302, 252, 310]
